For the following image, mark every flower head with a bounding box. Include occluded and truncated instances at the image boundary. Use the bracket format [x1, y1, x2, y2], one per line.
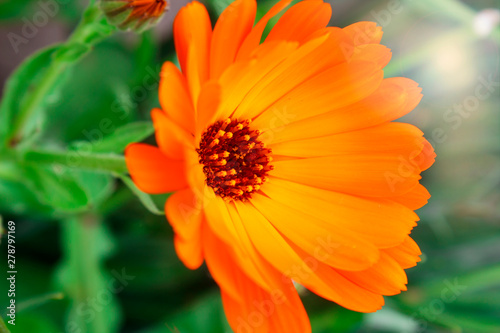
[101, 0, 169, 32]
[125, 0, 436, 331]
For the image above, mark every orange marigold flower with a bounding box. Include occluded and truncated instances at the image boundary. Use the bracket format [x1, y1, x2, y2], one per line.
[125, 0, 436, 331]
[101, 0, 169, 31]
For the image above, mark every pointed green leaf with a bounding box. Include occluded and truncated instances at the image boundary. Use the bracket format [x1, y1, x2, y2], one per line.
[0, 45, 61, 146]
[23, 165, 89, 213]
[85, 121, 154, 154]
[117, 174, 164, 215]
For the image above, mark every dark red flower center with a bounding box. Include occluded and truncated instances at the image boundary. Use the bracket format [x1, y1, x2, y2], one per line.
[197, 119, 273, 201]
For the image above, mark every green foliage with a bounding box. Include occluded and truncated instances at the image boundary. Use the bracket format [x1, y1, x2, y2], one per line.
[54, 216, 121, 333]
[23, 164, 90, 213]
[0, 45, 61, 146]
[83, 121, 155, 154]
[118, 174, 164, 216]
[142, 292, 230, 333]
[0, 0, 499, 332]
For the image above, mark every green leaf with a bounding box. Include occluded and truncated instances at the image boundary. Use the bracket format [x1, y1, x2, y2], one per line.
[83, 121, 154, 154]
[0, 179, 53, 216]
[0, 45, 61, 146]
[17, 152, 113, 213]
[74, 170, 115, 208]
[0, 1, 117, 147]
[117, 174, 165, 215]
[141, 292, 228, 333]
[23, 164, 89, 213]
[40, 42, 135, 144]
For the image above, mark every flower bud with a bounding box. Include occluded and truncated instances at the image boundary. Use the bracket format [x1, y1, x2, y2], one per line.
[100, 0, 169, 32]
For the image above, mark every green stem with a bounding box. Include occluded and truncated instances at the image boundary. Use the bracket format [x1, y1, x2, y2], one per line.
[16, 292, 65, 313]
[59, 215, 119, 333]
[7, 0, 116, 146]
[0, 316, 11, 333]
[22, 149, 127, 174]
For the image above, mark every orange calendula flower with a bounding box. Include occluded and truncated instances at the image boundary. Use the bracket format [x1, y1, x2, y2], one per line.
[101, 0, 169, 31]
[125, 0, 436, 331]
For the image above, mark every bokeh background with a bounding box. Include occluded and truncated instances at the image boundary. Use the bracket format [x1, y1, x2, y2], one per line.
[0, 0, 499, 332]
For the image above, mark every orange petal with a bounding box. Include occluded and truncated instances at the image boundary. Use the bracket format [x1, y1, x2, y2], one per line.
[164, 169, 204, 271]
[343, 21, 383, 46]
[262, 178, 418, 249]
[203, 224, 311, 332]
[196, 81, 222, 139]
[272, 153, 421, 197]
[174, 234, 203, 270]
[151, 108, 193, 160]
[251, 60, 383, 133]
[266, 0, 332, 44]
[202, 185, 240, 246]
[338, 252, 408, 296]
[165, 188, 203, 242]
[218, 40, 299, 120]
[174, 1, 212, 102]
[251, 193, 380, 271]
[221, 264, 311, 333]
[224, 202, 287, 292]
[202, 223, 243, 302]
[165, 175, 204, 272]
[391, 183, 431, 210]
[210, 0, 257, 80]
[271, 122, 426, 158]
[125, 143, 188, 194]
[234, 201, 342, 297]
[383, 236, 422, 269]
[158, 62, 195, 134]
[184, 148, 207, 196]
[350, 44, 392, 69]
[233, 201, 384, 312]
[288, 242, 385, 312]
[413, 139, 436, 171]
[236, 0, 292, 61]
[232, 32, 357, 121]
[266, 77, 422, 144]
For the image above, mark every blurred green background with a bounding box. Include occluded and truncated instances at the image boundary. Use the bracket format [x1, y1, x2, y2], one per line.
[0, 0, 499, 332]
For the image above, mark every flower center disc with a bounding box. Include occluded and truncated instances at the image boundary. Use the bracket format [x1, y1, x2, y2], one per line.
[197, 118, 273, 201]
